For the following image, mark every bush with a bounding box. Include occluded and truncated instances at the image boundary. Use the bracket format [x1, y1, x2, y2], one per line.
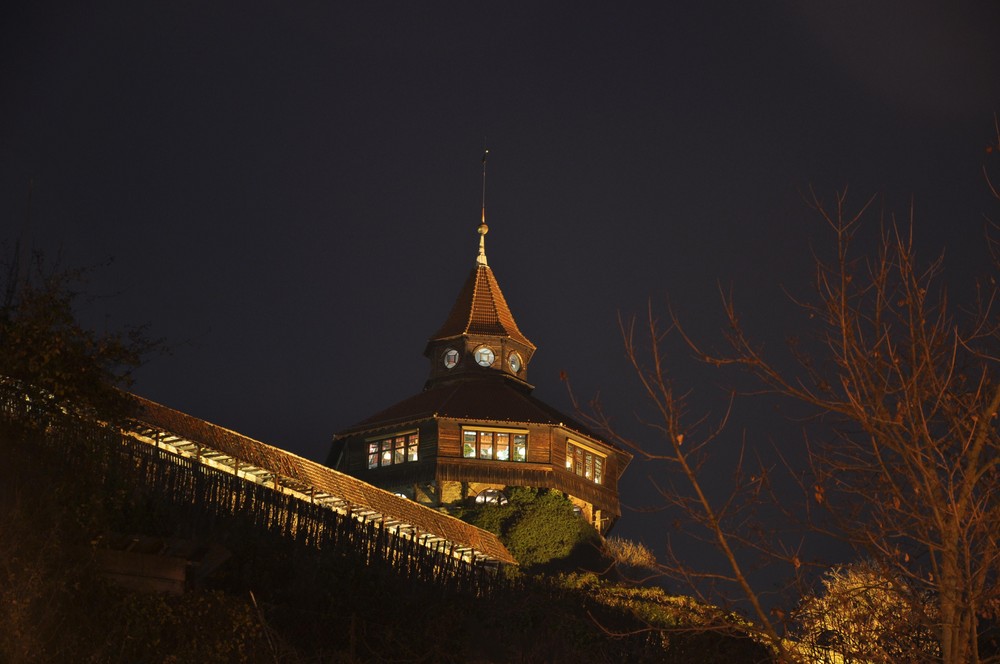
[462, 487, 604, 570]
[793, 561, 940, 663]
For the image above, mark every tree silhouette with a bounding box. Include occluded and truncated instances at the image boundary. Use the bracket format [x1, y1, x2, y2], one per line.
[579, 174, 1000, 662]
[0, 246, 162, 421]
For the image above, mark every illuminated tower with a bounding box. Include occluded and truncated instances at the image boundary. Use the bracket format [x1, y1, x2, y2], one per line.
[327, 182, 630, 532]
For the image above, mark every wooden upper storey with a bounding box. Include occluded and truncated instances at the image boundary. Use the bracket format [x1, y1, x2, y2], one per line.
[329, 376, 631, 518]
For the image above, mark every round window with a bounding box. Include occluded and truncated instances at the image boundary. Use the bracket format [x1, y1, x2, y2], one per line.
[474, 346, 495, 367]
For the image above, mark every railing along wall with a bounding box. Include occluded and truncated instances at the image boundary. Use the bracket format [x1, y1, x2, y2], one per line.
[0, 380, 511, 597]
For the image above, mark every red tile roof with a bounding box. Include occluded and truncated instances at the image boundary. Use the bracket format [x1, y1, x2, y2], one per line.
[430, 264, 535, 350]
[128, 394, 516, 565]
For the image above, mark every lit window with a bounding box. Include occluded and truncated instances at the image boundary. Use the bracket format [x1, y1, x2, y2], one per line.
[474, 346, 495, 367]
[367, 432, 419, 469]
[461, 428, 527, 462]
[512, 434, 526, 461]
[479, 432, 493, 459]
[474, 488, 509, 505]
[495, 432, 509, 460]
[567, 441, 605, 484]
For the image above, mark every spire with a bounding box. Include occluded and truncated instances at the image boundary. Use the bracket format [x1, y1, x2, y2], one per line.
[431, 146, 531, 347]
[477, 148, 489, 266]
[423, 149, 535, 388]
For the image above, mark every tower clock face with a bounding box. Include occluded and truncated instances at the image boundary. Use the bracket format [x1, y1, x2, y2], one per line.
[443, 348, 460, 369]
[474, 346, 495, 367]
[508, 351, 522, 373]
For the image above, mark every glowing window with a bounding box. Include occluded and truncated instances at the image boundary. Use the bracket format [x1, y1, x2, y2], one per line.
[461, 428, 527, 462]
[567, 441, 606, 484]
[367, 432, 419, 469]
[479, 432, 493, 459]
[474, 488, 509, 505]
[463, 430, 477, 458]
[512, 434, 527, 461]
[495, 432, 510, 460]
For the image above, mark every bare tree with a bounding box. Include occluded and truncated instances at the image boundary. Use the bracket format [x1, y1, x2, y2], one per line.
[719, 189, 1000, 664]
[577, 175, 1000, 663]
[574, 304, 808, 661]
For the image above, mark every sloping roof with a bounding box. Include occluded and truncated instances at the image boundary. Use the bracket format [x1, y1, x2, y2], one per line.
[128, 395, 515, 565]
[430, 264, 535, 350]
[340, 378, 620, 454]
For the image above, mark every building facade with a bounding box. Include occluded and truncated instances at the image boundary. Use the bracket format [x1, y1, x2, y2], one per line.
[327, 217, 630, 533]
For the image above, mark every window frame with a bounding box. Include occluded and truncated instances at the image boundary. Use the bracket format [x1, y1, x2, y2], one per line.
[366, 430, 420, 469]
[566, 439, 606, 484]
[461, 426, 528, 462]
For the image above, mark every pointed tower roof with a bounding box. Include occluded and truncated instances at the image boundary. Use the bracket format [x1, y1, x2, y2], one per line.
[429, 263, 535, 349]
[430, 156, 535, 351]
[422, 151, 536, 389]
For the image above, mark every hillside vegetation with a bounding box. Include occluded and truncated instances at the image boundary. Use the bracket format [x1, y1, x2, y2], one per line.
[0, 412, 772, 663]
[0, 254, 774, 662]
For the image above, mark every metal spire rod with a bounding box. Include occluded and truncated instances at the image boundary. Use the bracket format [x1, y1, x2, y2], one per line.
[481, 146, 489, 224]
[477, 146, 490, 266]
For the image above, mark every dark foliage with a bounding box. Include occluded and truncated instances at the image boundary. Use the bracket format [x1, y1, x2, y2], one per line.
[0, 247, 163, 421]
[1, 397, 775, 663]
[461, 486, 608, 572]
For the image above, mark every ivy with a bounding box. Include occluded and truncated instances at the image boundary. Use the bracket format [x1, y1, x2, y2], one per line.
[462, 487, 603, 569]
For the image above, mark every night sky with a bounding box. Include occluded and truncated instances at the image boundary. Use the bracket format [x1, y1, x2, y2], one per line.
[4, 2, 1000, 563]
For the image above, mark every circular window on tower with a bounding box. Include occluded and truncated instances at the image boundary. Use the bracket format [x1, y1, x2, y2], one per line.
[443, 348, 460, 369]
[474, 346, 495, 367]
[508, 351, 523, 373]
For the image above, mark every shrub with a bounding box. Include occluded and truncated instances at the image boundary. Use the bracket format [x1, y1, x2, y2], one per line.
[462, 487, 603, 569]
[793, 561, 940, 663]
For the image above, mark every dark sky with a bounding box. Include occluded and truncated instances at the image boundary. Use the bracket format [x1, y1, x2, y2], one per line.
[3, 2, 1000, 566]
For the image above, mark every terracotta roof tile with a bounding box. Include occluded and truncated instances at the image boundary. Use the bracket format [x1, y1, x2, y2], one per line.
[128, 394, 515, 564]
[431, 265, 534, 349]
